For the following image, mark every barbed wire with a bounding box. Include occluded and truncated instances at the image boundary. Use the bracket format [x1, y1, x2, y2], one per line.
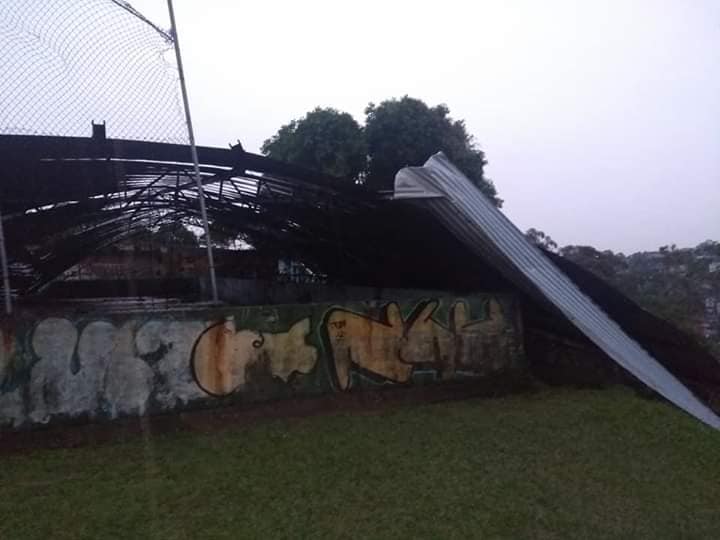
[0, 0, 187, 143]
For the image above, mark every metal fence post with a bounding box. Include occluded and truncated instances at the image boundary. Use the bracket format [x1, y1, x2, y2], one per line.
[0, 207, 12, 314]
[167, 0, 219, 303]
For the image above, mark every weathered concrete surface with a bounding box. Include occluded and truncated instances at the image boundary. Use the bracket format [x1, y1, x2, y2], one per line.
[0, 294, 524, 430]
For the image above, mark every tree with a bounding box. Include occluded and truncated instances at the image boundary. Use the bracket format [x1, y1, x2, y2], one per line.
[559, 245, 627, 281]
[525, 228, 558, 252]
[557, 239, 720, 358]
[261, 97, 502, 206]
[364, 97, 500, 206]
[151, 223, 199, 247]
[696, 240, 720, 257]
[261, 107, 367, 179]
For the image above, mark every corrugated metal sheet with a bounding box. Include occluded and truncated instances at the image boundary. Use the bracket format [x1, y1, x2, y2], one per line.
[394, 152, 720, 429]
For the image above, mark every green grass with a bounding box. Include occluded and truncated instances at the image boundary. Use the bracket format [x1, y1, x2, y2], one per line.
[2, 387, 720, 539]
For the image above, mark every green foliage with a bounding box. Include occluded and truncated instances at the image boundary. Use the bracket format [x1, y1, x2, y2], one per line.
[560, 245, 628, 281]
[559, 240, 720, 354]
[525, 228, 558, 252]
[696, 240, 720, 257]
[135, 223, 199, 248]
[3, 388, 720, 539]
[261, 97, 501, 206]
[261, 107, 367, 180]
[200, 227, 243, 249]
[364, 97, 500, 205]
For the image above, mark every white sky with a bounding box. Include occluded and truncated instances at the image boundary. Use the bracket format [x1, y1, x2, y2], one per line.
[132, 0, 720, 253]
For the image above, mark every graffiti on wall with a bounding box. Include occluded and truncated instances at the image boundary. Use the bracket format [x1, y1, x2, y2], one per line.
[192, 317, 318, 396]
[0, 318, 207, 426]
[325, 299, 511, 390]
[135, 319, 207, 409]
[30, 318, 152, 422]
[0, 294, 520, 429]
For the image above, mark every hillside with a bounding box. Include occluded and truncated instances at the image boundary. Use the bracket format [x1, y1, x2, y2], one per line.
[536, 238, 720, 357]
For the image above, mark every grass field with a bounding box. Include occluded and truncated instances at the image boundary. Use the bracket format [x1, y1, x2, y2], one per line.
[2, 387, 720, 539]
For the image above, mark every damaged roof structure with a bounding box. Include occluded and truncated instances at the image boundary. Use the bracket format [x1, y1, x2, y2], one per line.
[1, 132, 720, 429]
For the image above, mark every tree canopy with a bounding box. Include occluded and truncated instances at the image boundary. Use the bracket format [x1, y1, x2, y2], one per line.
[525, 228, 558, 252]
[364, 97, 499, 204]
[260, 107, 366, 180]
[134, 223, 199, 248]
[261, 97, 501, 206]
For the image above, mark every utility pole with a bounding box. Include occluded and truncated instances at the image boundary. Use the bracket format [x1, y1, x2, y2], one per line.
[167, 0, 219, 303]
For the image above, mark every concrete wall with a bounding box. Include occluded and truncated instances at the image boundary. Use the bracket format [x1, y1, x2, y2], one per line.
[209, 278, 451, 307]
[0, 294, 524, 429]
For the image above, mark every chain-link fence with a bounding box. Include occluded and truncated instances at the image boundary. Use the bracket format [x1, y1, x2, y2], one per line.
[0, 0, 205, 309]
[1, 0, 186, 142]
[0, 1, 379, 310]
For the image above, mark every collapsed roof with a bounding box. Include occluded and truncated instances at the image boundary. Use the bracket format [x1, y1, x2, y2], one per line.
[1, 133, 719, 428]
[395, 154, 720, 429]
[0, 133, 379, 292]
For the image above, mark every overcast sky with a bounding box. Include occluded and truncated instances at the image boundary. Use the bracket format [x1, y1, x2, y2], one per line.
[132, 0, 719, 253]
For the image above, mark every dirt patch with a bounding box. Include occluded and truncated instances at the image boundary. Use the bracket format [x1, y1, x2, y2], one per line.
[0, 375, 535, 455]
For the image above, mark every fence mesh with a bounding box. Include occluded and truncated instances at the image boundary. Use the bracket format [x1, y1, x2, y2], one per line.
[0, 0, 209, 306]
[0, 1, 355, 307]
[0, 0, 187, 142]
